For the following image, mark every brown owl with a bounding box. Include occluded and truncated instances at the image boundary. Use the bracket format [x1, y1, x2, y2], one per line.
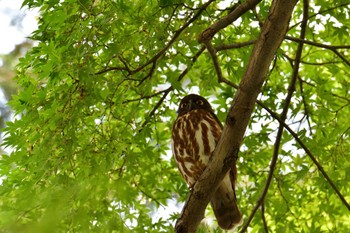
[172, 94, 242, 230]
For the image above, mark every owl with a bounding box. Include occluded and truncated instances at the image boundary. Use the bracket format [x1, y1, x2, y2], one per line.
[172, 94, 242, 230]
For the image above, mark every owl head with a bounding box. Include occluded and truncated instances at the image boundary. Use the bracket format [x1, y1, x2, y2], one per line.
[177, 94, 214, 116]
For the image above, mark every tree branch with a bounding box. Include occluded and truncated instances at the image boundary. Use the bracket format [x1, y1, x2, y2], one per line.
[285, 36, 350, 66]
[139, 47, 205, 131]
[261, 107, 350, 212]
[204, 41, 224, 83]
[175, 1, 298, 232]
[285, 36, 350, 49]
[96, 0, 215, 76]
[240, 1, 309, 231]
[289, 2, 350, 30]
[215, 40, 257, 51]
[198, 0, 262, 43]
[131, 0, 214, 74]
[261, 203, 269, 233]
[297, 76, 313, 133]
[201, 0, 262, 82]
[218, 78, 350, 227]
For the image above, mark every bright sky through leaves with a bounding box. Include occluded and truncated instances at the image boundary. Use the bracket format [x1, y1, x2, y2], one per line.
[0, 0, 37, 54]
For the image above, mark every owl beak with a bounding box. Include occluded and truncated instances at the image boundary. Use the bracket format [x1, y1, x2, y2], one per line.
[187, 100, 194, 111]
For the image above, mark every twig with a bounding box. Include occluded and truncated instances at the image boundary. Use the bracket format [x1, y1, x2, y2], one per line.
[131, 0, 215, 74]
[122, 89, 171, 104]
[285, 36, 350, 49]
[200, 1, 261, 83]
[132, 179, 164, 207]
[298, 76, 313, 132]
[285, 36, 350, 66]
[260, 100, 350, 211]
[96, 0, 215, 76]
[261, 203, 269, 233]
[139, 47, 205, 131]
[137, 61, 157, 86]
[139, 88, 172, 131]
[289, 2, 350, 30]
[94, 66, 129, 75]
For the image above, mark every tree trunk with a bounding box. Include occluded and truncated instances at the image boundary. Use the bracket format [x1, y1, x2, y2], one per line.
[175, 0, 299, 232]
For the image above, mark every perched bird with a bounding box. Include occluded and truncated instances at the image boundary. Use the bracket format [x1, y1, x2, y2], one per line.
[172, 94, 242, 230]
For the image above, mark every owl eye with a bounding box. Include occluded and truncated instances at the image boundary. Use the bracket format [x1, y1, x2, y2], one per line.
[181, 103, 188, 108]
[196, 100, 204, 105]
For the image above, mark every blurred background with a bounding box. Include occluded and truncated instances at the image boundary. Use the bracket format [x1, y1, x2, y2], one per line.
[0, 0, 38, 135]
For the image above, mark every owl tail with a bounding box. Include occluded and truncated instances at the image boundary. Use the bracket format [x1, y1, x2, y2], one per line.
[210, 173, 242, 230]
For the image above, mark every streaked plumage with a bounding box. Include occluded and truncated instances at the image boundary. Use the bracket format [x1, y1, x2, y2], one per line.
[172, 94, 242, 230]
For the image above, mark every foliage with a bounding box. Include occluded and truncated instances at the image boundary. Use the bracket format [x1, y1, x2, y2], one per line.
[1, 0, 350, 232]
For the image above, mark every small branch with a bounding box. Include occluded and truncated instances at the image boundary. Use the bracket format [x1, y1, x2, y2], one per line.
[206, 40, 257, 86]
[279, 59, 350, 104]
[94, 66, 129, 75]
[198, 0, 262, 43]
[299, 60, 342, 65]
[285, 36, 350, 66]
[119, 55, 132, 72]
[215, 40, 257, 51]
[302, 80, 350, 103]
[132, 179, 164, 207]
[298, 76, 313, 132]
[289, 2, 350, 30]
[139, 87, 172, 131]
[131, 0, 215, 74]
[96, 0, 215, 76]
[139, 47, 205, 131]
[280, 53, 313, 133]
[122, 88, 170, 104]
[252, 7, 264, 27]
[137, 61, 157, 86]
[261, 101, 350, 212]
[261, 203, 269, 233]
[204, 41, 224, 83]
[330, 49, 350, 67]
[275, 174, 291, 209]
[285, 36, 350, 49]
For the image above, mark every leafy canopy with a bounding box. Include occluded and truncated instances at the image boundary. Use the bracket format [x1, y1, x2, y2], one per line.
[1, 0, 350, 232]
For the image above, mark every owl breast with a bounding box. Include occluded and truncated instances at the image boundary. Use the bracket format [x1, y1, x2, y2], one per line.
[172, 109, 222, 188]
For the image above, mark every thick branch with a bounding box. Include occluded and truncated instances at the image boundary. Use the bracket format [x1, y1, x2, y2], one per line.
[175, 1, 298, 232]
[215, 40, 256, 51]
[241, 1, 309, 231]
